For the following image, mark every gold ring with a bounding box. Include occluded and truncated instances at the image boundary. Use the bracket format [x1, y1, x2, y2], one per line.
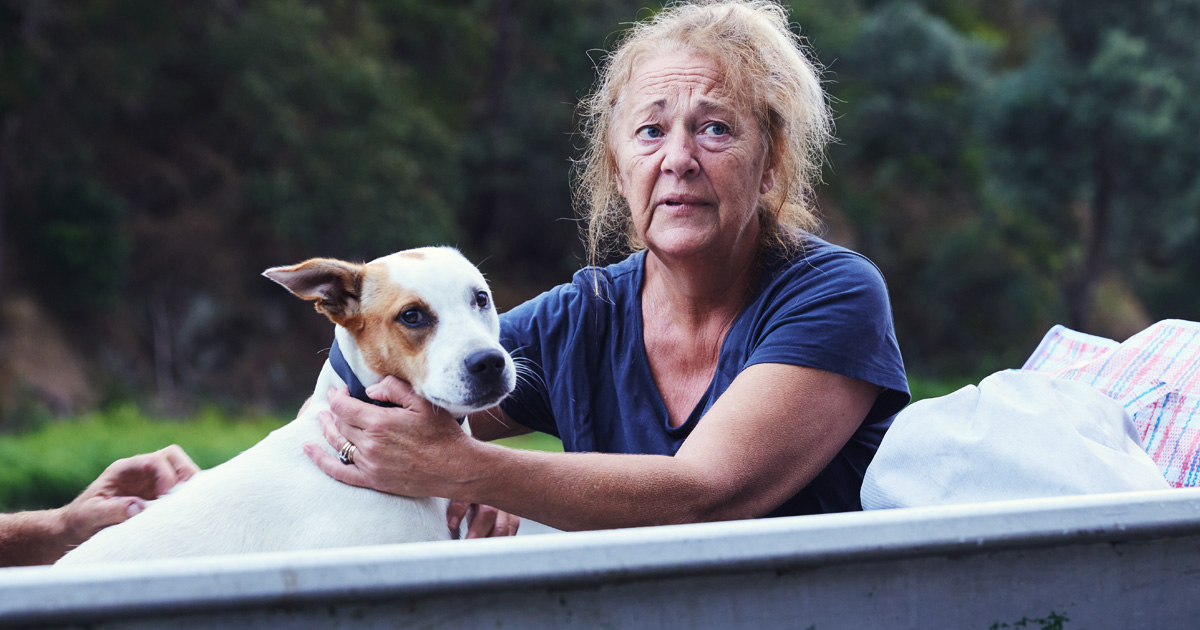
[338, 441, 357, 465]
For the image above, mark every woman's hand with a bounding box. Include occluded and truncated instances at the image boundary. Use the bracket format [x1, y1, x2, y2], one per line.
[303, 377, 479, 500]
[304, 377, 519, 538]
[447, 500, 521, 538]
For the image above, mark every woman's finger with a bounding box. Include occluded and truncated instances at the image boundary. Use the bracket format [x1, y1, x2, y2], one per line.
[465, 504, 498, 539]
[447, 499, 471, 532]
[494, 511, 521, 537]
[302, 443, 372, 489]
[364, 376, 419, 407]
[318, 410, 360, 455]
[326, 386, 370, 431]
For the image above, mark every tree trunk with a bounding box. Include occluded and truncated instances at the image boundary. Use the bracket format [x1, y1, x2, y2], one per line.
[1068, 128, 1114, 332]
[148, 293, 179, 414]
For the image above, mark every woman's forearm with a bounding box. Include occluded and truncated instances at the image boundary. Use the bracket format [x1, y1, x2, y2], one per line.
[456, 442, 739, 531]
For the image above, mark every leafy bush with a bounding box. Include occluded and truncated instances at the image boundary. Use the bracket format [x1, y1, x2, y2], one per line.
[0, 405, 286, 512]
[907, 374, 978, 403]
[0, 404, 563, 513]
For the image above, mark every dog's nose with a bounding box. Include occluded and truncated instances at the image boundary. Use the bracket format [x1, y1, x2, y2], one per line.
[465, 349, 507, 380]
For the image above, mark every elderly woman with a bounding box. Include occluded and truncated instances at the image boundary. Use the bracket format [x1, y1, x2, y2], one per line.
[306, 0, 908, 535]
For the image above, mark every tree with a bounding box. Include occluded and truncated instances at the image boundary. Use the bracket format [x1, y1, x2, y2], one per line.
[829, 1, 1060, 374]
[982, 0, 1200, 331]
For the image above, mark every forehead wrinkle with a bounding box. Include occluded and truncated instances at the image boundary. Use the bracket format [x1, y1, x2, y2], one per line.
[620, 63, 736, 125]
[632, 57, 724, 87]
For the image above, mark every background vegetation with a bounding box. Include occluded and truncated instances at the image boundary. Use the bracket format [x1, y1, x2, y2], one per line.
[1, 0, 1198, 508]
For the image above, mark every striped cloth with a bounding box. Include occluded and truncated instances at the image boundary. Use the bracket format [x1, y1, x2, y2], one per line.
[1022, 319, 1200, 488]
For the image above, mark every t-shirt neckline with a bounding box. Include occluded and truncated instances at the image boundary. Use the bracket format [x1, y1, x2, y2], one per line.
[628, 250, 783, 438]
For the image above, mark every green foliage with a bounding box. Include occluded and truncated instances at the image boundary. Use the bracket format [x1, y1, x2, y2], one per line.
[907, 374, 977, 402]
[829, 1, 1059, 374]
[982, 0, 1200, 329]
[0, 404, 563, 512]
[22, 171, 130, 312]
[2, 0, 1200, 405]
[495, 431, 564, 453]
[840, 1, 991, 188]
[0, 405, 286, 512]
[214, 0, 462, 258]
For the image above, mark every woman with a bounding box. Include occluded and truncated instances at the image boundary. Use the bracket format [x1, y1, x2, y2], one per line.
[306, 0, 908, 536]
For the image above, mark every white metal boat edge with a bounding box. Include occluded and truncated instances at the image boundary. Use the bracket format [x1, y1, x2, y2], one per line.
[1, 487, 1199, 627]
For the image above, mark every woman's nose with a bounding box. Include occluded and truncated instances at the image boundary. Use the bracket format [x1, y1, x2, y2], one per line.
[660, 132, 699, 178]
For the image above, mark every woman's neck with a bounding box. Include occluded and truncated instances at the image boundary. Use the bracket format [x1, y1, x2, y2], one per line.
[641, 237, 761, 331]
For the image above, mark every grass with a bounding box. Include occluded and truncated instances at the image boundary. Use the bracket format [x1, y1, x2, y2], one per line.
[495, 431, 564, 452]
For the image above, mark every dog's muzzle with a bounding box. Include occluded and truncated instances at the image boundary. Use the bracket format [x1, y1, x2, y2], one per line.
[461, 349, 513, 407]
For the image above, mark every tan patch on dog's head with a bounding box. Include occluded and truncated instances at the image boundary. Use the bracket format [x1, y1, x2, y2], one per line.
[350, 262, 432, 388]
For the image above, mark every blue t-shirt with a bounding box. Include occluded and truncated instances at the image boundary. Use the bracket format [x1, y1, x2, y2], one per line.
[498, 235, 910, 517]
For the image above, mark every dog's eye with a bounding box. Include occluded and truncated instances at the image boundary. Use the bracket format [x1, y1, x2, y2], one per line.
[474, 290, 490, 310]
[398, 308, 430, 328]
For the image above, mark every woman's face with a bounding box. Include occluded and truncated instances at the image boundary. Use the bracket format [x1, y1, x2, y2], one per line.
[612, 50, 775, 262]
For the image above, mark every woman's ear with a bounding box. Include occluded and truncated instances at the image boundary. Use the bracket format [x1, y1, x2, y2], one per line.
[760, 167, 776, 195]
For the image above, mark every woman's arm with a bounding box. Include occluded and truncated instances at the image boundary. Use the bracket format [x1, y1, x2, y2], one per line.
[441, 408, 530, 537]
[307, 363, 878, 531]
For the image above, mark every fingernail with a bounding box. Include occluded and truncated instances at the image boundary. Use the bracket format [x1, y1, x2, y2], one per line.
[365, 384, 380, 396]
[449, 516, 461, 530]
[127, 501, 145, 518]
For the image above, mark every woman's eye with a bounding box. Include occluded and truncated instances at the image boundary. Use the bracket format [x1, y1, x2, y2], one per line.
[702, 122, 730, 136]
[475, 290, 490, 309]
[398, 308, 429, 327]
[636, 126, 663, 140]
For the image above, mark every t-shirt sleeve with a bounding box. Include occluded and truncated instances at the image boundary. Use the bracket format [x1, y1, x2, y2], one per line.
[745, 250, 910, 423]
[498, 267, 614, 438]
[497, 288, 568, 438]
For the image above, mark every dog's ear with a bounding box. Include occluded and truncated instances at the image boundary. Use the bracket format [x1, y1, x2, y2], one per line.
[263, 258, 364, 324]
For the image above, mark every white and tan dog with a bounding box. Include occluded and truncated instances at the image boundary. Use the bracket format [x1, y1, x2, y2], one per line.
[57, 247, 515, 564]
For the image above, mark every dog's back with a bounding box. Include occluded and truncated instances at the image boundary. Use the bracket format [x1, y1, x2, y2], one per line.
[58, 408, 452, 564]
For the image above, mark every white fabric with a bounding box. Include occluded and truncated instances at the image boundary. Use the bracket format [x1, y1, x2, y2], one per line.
[861, 370, 1170, 510]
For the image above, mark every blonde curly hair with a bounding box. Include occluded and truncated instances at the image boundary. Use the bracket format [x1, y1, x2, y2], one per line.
[574, 0, 834, 265]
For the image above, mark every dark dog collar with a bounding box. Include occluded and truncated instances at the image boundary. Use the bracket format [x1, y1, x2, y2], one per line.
[329, 336, 398, 408]
[328, 336, 464, 425]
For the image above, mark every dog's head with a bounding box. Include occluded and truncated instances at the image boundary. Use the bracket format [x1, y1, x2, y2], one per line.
[264, 247, 515, 415]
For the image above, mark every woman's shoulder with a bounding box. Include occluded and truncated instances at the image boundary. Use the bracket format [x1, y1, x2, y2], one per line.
[502, 252, 642, 325]
[769, 234, 889, 290]
[568, 251, 643, 296]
